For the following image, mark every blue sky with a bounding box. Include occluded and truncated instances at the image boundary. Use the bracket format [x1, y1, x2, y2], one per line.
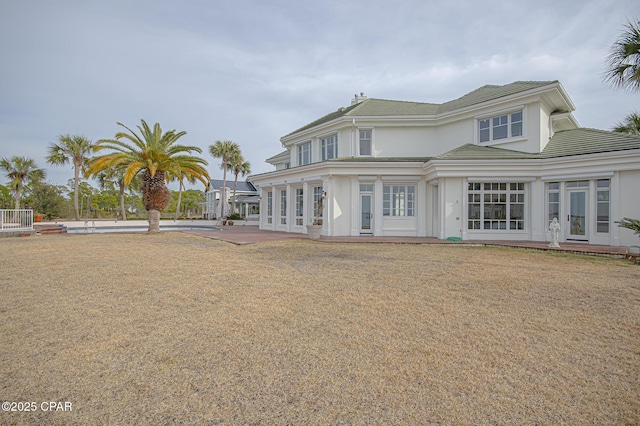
[0, 0, 637, 189]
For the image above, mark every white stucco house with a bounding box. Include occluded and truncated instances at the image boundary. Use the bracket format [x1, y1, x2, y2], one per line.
[249, 81, 640, 247]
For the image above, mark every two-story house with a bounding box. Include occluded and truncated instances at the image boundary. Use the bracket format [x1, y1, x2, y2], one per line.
[249, 81, 640, 247]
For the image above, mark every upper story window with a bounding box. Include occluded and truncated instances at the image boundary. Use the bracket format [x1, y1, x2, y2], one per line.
[479, 111, 523, 143]
[321, 134, 338, 160]
[297, 142, 311, 166]
[359, 129, 372, 156]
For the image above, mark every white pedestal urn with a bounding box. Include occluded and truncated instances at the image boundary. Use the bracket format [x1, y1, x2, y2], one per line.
[306, 224, 322, 240]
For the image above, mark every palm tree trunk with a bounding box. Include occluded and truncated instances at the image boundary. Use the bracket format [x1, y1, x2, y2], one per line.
[14, 186, 21, 210]
[73, 164, 80, 220]
[119, 181, 127, 221]
[148, 209, 161, 232]
[141, 169, 171, 231]
[174, 181, 184, 221]
[220, 167, 227, 219]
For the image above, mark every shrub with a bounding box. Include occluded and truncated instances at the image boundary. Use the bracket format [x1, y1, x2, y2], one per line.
[616, 218, 640, 238]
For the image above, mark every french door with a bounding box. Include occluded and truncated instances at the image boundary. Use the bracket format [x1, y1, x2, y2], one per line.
[568, 190, 588, 240]
[360, 193, 373, 234]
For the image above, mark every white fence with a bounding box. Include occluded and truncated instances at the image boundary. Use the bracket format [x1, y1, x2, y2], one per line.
[0, 209, 34, 232]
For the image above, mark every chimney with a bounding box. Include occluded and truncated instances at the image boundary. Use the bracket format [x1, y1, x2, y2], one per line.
[351, 92, 367, 105]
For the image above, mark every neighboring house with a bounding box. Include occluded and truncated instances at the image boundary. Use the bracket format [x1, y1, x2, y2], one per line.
[249, 81, 640, 247]
[204, 179, 259, 219]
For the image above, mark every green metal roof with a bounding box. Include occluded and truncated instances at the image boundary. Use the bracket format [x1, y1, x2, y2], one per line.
[285, 81, 559, 139]
[435, 144, 540, 160]
[434, 128, 640, 161]
[437, 81, 558, 114]
[542, 128, 640, 158]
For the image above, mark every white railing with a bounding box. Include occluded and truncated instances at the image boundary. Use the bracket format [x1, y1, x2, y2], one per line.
[0, 209, 34, 232]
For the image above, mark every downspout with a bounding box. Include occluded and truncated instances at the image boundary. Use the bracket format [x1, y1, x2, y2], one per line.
[351, 118, 355, 158]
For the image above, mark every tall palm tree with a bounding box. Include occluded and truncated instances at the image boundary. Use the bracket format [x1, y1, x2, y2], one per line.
[0, 156, 45, 209]
[228, 154, 251, 215]
[604, 18, 640, 92]
[86, 120, 210, 232]
[209, 140, 240, 219]
[613, 112, 640, 135]
[46, 134, 94, 220]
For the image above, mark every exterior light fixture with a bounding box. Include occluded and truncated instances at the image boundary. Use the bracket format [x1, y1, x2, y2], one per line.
[322, 191, 327, 199]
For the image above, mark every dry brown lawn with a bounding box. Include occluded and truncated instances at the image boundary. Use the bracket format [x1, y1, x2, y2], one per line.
[1, 232, 639, 425]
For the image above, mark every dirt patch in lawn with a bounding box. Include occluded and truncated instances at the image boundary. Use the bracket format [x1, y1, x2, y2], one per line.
[1, 232, 639, 424]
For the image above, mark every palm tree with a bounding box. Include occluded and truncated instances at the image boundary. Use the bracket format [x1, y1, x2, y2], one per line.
[613, 112, 640, 135]
[0, 156, 45, 209]
[604, 18, 640, 92]
[46, 134, 94, 220]
[209, 140, 240, 219]
[228, 154, 251, 215]
[86, 120, 210, 232]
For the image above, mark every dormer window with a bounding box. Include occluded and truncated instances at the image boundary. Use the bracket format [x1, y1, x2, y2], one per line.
[479, 111, 523, 143]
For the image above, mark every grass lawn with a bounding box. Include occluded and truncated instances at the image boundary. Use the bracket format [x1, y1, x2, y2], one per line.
[1, 232, 639, 424]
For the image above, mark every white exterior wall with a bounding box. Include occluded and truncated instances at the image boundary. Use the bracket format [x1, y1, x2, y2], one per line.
[617, 169, 640, 247]
[433, 120, 474, 152]
[373, 127, 431, 157]
[329, 176, 352, 236]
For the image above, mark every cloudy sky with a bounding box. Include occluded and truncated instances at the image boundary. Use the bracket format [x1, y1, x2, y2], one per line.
[0, 0, 637, 189]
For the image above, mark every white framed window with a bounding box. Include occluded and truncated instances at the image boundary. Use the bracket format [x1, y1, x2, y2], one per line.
[312, 186, 323, 222]
[547, 182, 560, 227]
[468, 182, 525, 230]
[297, 142, 311, 166]
[266, 191, 273, 224]
[383, 185, 415, 217]
[358, 129, 372, 156]
[295, 188, 304, 226]
[479, 111, 523, 143]
[321, 134, 338, 160]
[596, 179, 610, 233]
[279, 189, 287, 225]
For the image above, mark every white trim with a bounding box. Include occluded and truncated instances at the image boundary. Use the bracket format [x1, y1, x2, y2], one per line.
[541, 171, 614, 182]
[467, 177, 536, 182]
[475, 104, 525, 120]
[381, 176, 421, 183]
